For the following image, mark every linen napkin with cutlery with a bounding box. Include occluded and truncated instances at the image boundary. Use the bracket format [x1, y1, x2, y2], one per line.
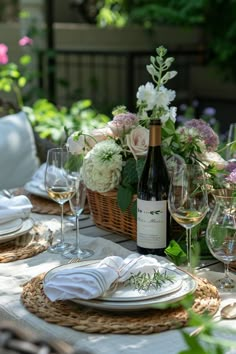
[43, 254, 163, 301]
[0, 195, 32, 225]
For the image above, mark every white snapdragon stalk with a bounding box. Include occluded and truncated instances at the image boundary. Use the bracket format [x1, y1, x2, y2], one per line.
[136, 46, 177, 123]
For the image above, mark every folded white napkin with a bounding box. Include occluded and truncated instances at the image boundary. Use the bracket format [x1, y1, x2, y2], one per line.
[44, 254, 162, 301]
[0, 195, 32, 224]
[24, 163, 46, 192]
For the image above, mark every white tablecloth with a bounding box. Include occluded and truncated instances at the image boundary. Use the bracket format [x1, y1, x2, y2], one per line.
[0, 213, 236, 354]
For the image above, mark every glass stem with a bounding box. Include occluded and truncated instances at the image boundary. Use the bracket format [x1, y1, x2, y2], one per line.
[60, 203, 64, 244]
[75, 215, 80, 251]
[186, 227, 192, 272]
[224, 263, 230, 279]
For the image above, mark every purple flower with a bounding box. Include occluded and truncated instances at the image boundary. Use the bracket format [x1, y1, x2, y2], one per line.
[179, 103, 187, 112]
[226, 168, 236, 184]
[184, 119, 219, 152]
[18, 36, 33, 47]
[202, 107, 216, 116]
[226, 161, 236, 173]
[0, 43, 8, 64]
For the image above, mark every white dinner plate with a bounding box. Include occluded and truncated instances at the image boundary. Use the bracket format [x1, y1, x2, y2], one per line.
[24, 182, 49, 199]
[0, 218, 23, 235]
[0, 218, 34, 244]
[44, 260, 197, 311]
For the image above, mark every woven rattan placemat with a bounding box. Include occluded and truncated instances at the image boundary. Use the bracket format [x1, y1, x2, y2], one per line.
[15, 189, 72, 215]
[0, 224, 49, 263]
[21, 275, 220, 334]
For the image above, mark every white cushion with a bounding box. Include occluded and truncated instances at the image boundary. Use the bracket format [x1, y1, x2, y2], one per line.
[0, 111, 39, 189]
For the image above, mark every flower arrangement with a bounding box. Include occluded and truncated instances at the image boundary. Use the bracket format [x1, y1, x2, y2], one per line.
[67, 46, 236, 216]
[68, 46, 178, 214]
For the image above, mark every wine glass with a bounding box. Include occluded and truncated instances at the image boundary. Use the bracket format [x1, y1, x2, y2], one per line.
[206, 191, 236, 290]
[45, 147, 75, 253]
[63, 177, 94, 259]
[226, 123, 236, 161]
[168, 163, 209, 271]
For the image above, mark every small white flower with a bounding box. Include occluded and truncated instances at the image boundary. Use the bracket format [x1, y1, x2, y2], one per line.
[136, 82, 157, 111]
[156, 86, 176, 108]
[160, 106, 177, 123]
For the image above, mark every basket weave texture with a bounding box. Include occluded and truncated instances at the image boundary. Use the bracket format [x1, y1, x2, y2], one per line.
[87, 189, 137, 240]
[21, 273, 220, 335]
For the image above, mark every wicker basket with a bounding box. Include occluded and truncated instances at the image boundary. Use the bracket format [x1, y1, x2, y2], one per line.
[86, 189, 137, 240]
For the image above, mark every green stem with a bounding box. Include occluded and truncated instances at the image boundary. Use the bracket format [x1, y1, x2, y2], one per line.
[12, 84, 23, 108]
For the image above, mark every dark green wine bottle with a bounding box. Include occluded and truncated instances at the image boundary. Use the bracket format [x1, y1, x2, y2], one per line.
[137, 119, 170, 256]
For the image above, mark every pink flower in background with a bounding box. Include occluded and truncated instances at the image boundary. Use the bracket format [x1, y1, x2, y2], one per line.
[0, 43, 8, 64]
[18, 36, 33, 47]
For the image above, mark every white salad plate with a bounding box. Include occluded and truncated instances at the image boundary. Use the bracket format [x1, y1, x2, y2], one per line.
[0, 218, 34, 244]
[0, 218, 23, 236]
[44, 260, 197, 311]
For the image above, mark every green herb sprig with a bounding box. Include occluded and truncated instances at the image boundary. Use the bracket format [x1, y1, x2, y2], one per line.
[125, 270, 174, 291]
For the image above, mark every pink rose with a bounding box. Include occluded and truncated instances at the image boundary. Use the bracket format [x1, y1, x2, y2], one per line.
[0, 43, 8, 64]
[108, 112, 138, 137]
[18, 36, 33, 46]
[89, 126, 113, 147]
[126, 126, 149, 159]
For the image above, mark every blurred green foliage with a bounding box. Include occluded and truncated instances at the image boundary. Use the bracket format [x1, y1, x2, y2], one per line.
[97, 0, 236, 82]
[24, 98, 109, 145]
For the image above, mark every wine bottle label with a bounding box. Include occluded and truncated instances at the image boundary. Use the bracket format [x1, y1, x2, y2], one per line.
[137, 199, 167, 248]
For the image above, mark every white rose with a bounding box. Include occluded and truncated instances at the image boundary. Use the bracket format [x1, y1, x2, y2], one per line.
[126, 126, 149, 159]
[202, 151, 228, 170]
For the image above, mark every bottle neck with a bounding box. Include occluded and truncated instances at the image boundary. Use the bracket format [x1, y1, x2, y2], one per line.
[149, 120, 161, 147]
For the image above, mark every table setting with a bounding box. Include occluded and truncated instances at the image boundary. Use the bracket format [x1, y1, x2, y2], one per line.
[0, 45, 235, 353]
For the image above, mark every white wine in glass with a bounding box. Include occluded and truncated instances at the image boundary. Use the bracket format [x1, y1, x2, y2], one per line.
[63, 178, 94, 259]
[168, 164, 209, 271]
[45, 147, 75, 253]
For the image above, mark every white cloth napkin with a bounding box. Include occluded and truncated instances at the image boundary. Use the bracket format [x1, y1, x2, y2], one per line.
[24, 163, 46, 192]
[0, 195, 32, 224]
[43, 254, 162, 301]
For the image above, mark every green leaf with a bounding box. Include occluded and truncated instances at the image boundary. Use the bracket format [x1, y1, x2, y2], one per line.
[122, 158, 138, 186]
[136, 157, 146, 180]
[19, 54, 32, 66]
[117, 185, 132, 211]
[164, 240, 187, 266]
[18, 77, 27, 87]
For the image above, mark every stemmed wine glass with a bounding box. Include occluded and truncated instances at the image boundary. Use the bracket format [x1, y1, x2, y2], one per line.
[206, 191, 236, 290]
[168, 163, 209, 271]
[226, 123, 236, 161]
[63, 177, 94, 259]
[45, 147, 75, 253]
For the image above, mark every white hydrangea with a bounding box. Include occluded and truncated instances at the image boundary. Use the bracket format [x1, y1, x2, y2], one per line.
[82, 140, 123, 192]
